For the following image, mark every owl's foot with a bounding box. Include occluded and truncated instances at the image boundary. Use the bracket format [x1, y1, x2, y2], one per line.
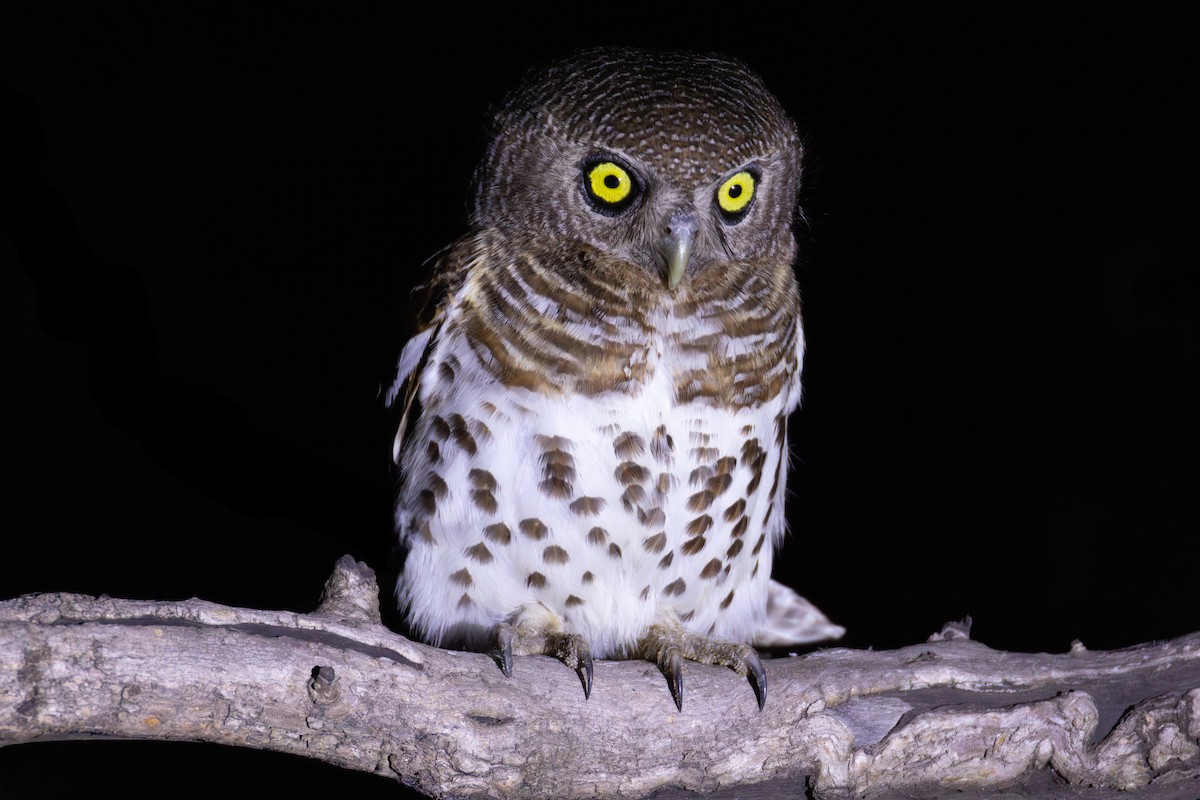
[639, 623, 767, 712]
[491, 604, 593, 699]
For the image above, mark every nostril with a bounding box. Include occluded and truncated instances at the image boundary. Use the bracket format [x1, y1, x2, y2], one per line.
[665, 211, 698, 237]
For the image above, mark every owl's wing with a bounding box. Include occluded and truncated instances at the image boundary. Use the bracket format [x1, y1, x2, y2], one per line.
[387, 239, 477, 465]
[753, 579, 845, 647]
[386, 317, 439, 466]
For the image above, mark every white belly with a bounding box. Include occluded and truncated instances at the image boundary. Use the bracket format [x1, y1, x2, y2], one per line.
[397, 367, 788, 658]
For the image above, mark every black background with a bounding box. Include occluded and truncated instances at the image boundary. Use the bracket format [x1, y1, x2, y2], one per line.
[2, 3, 1197, 795]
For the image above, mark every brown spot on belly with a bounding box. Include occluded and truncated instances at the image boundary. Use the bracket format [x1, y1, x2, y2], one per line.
[613, 431, 646, 459]
[616, 461, 650, 486]
[468, 469, 497, 491]
[642, 532, 667, 554]
[650, 425, 674, 463]
[464, 543, 493, 563]
[471, 490, 498, 514]
[483, 522, 511, 545]
[535, 434, 573, 452]
[540, 449, 576, 491]
[687, 489, 715, 512]
[621, 485, 647, 511]
[427, 473, 448, 499]
[543, 545, 570, 565]
[447, 414, 478, 456]
[638, 507, 666, 528]
[746, 452, 768, 494]
[539, 477, 572, 499]
[569, 496, 606, 516]
[412, 519, 435, 544]
[704, 473, 732, 496]
[769, 457, 783, 496]
[730, 515, 749, 539]
[662, 578, 686, 597]
[469, 417, 492, 444]
[519, 519, 549, 540]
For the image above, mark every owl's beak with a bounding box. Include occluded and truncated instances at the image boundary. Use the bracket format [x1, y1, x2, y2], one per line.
[661, 211, 697, 290]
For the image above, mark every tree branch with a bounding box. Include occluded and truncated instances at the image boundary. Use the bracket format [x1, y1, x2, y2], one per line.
[2, 557, 1198, 799]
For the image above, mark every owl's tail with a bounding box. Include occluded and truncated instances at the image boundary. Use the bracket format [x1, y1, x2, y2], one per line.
[753, 580, 845, 647]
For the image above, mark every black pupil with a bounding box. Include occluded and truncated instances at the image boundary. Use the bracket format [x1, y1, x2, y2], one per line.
[603, 174, 621, 190]
[728, 184, 743, 199]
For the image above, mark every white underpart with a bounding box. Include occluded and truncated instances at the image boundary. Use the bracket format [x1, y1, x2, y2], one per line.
[395, 275, 831, 658]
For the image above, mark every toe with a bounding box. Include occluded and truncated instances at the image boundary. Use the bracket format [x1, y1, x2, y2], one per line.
[547, 632, 595, 700]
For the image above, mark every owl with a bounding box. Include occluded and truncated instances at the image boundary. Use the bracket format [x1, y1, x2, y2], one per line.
[388, 47, 842, 711]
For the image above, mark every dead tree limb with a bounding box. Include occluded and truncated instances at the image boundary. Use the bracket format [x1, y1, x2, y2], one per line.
[2, 556, 1198, 799]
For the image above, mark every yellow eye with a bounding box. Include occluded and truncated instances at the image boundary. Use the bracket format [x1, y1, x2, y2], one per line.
[717, 171, 756, 216]
[585, 161, 635, 208]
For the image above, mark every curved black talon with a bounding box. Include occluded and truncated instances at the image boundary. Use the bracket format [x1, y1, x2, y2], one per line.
[744, 650, 767, 711]
[579, 650, 594, 699]
[546, 632, 593, 700]
[666, 651, 684, 711]
[494, 624, 514, 678]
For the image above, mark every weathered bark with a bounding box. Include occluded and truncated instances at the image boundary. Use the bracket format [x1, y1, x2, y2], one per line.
[1, 557, 1198, 799]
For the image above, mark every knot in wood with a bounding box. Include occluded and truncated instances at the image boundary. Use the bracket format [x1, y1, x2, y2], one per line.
[307, 665, 340, 705]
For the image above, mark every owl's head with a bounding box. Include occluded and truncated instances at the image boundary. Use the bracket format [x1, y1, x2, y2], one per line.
[472, 47, 802, 290]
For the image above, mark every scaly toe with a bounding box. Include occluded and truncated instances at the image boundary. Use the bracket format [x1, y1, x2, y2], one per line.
[640, 622, 767, 711]
[488, 604, 594, 698]
[547, 631, 594, 700]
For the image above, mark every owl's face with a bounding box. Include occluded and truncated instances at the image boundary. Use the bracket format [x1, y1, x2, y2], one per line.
[472, 48, 802, 290]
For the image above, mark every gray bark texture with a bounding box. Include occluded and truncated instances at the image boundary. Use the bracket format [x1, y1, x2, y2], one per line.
[2, 556, 1198, 799]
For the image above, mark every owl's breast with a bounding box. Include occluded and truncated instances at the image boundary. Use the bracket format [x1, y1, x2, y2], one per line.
[430, 233, 801, 410]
